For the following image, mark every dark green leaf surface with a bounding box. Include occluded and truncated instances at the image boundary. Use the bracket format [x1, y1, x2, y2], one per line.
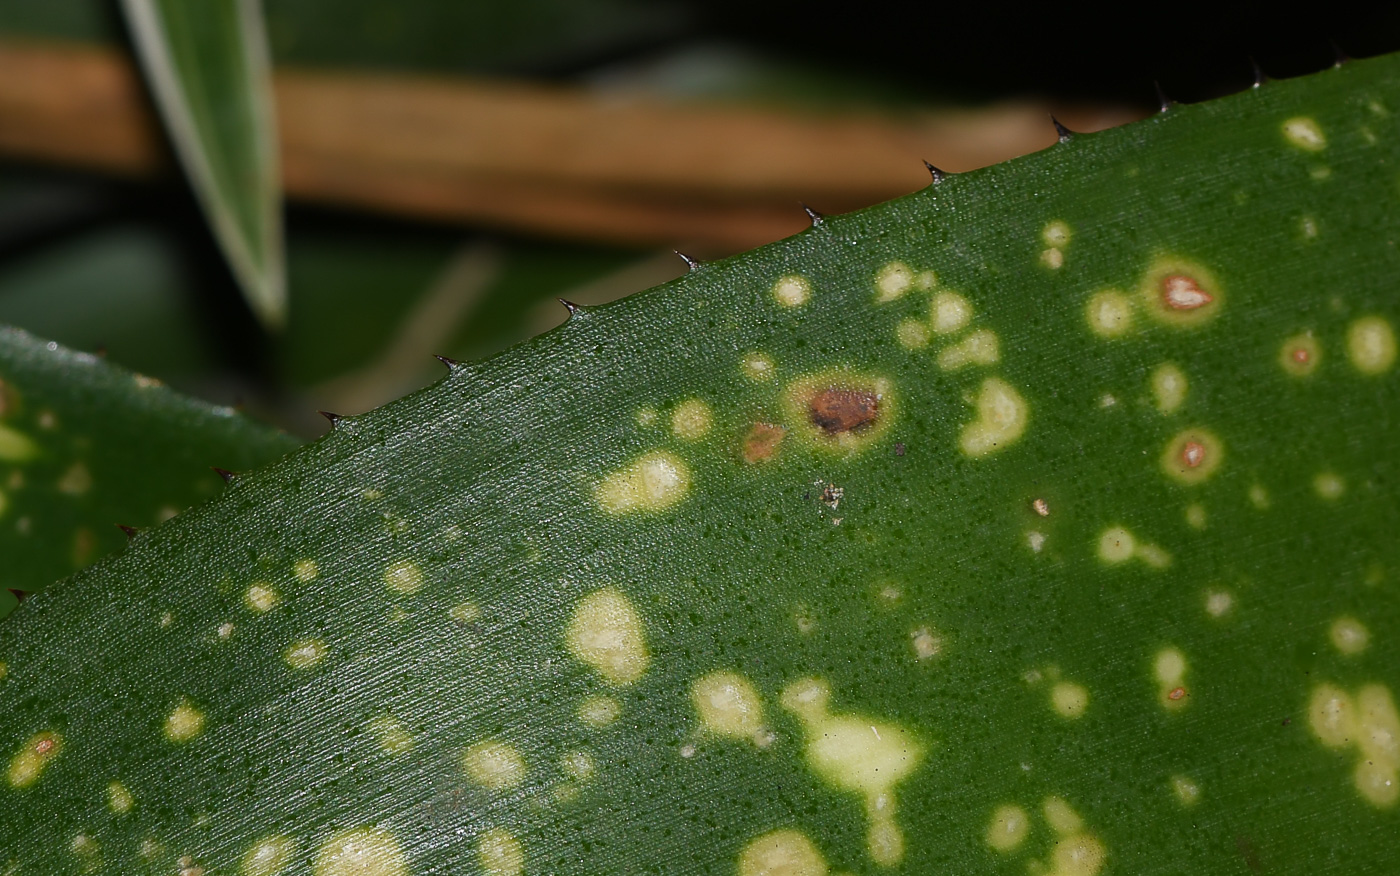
[120, 0, 285, 327]
[0, 327, 298, 609]
[3, 57, 1400, 876]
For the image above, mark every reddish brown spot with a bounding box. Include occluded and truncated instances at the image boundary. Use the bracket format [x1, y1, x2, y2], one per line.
[1161, 275, 1214, 311]
[1181, 441, 1206, 468]
[35, 739, 54, 755]
[1292, 347, 1310, 364]
[808, 388, 879, 436]
[742, 423, 786, 464]
[1168, 686, 1187, 701]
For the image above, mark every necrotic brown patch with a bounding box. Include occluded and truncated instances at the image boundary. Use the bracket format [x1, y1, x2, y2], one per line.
[743, 423, 786, 464]
[808, 389, 879, 436]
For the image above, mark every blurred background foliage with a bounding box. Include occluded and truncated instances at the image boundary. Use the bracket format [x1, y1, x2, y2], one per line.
[0, 0, 1398, 440]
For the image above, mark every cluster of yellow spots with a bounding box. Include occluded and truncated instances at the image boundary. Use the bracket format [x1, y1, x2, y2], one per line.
[463, 738, 527, 790]
[1329, 616, 1370, 655]
[1153, 647, 1190, 710]
[1160, 428, 1224, 486]
[565, 587, 650, 686]
[1040, 221, 1071, 269]
[738, 830, 830, 876]
[1347, 315, 1397, 374]
[1095, 526, 1171, 568]
[780, 678, 923, 867]
[313, 828, 408, 876]
[595, 451, 692, 514]
[1308, 682, 1400, 806]
[6, 731, 61, 788]
[164, 699, 206, 742]
[1283, 116, 1327, 151]
[691, 671, 769, 745]
[1087, 255, 1223, 338]
[477, 828, 524, 876]
[985, 796, 1105, 876]
[872, 260, 936, 304]
[1150, 363, 1188, 414]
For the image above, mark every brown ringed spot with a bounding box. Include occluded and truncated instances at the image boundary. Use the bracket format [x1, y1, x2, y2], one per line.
[1168, 687, 1187, 701]
[742, 423, 786, 464]
[782, 371, 894, 455]
[1279, 331, 1321, 376]
[1139, 256, 1223, 328]
[809, 388, 879, 436]
[1160, 428, 1224, 485]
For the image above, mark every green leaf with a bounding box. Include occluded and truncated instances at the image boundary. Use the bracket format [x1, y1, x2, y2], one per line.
[4, 56, 1400, 874]
[120, 0, 285, 327]
[0, 326, 298, 612]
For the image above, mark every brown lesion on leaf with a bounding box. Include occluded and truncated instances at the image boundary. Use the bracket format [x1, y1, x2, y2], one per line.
[1139, 255, 1223, 328]
[808, 388, 879, 435]
[742, 422, 786, 464]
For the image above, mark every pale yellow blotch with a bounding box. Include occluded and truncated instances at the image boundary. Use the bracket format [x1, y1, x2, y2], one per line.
[937, 329, 1000, 371]
[383, 560, 424, 594]
[6, 731, 62, 788]
[1136, 543, 1172, 568]
[244, 583, 280, 613]
[1205, 590, 1233, 618]
[1279, 332, 1322, 376]
[1309, 684, 1357, 749]
[284, 638, 328, 670]
[1185, 503, 1207, 530]
[1346, 315, 1397, 375]
[635, 406, 659, 428]
[959, 377, 1028, 458]
[1171, 775, 1201, 806]
[566, 587, 649, 685]
[1150, 363, 1187, 414]
[1027, 531, 1046, 553]
[985, 804, 1030, 853]
[911, 627, 941, 661]
[1042, 796, 1083, 835]
[691, 671, 765, 740]
[595, 451, 691, 514]
[874, 261, 914, 302]
[477, 828, 524, 876]
[57, 461, 92, 495]
[1313, 472, 1345, 501]
[1085, 290, 1133, 338]
[293, 559, 319, 582]
[561, 750, 595, 781]
[107, 781, 134, 814]
[369, 715, 414, 755]
[742, 353, 776, 382]
[895, 319, 930, 350]
[1283, 117, 1327, 151]
[1096, 527, 1135, 564]
[1160, 428, 1224, 485]
[463, 738, 526, 790]
[915, 270, 937, 290]
[773, 275, 811, 308]
[1047, 834, 1106, 876]
[0, 424, 38, 462]
[1040, 248, 1064, 269]
[578, 695, 621, 727]
[1330, 616, 1370, 655]
[1356, 685, 1400, 806]
[241, 835, 296, 876]
[930, 292, 973, 335]
[738, 829, 827, 876]
[0, 661, 7, 681]
[1154, 648, 1189, 710]
[164, 700, 206, 743]
[1249, 484, 1270, 510]
[1301, 216, 1320, 238]
[313, 828, 408, 876]
[780, 678, 923, 867]
[1043, 221, 1072, 247]
[1051, 682, 1089, 719]
[671, 399, 713, 441]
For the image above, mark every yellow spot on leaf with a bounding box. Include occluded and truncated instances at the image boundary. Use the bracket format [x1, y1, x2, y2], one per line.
[959, 377, 1028, 458]
[1040, 247, 1064, 269]
[1160, 428, 1223, 485]
[1043, 221, 1071, 246]
[1205, 590, 1233, 618]
[1185, 503, 1207, 529]
[164, 700, 206, 743]
[383, 560, 424, 594]
[0, 424, 38, 462]
[595, 451, 691, 513]
[242, 835, 296, 876]
[930, 292, 972, 334]
[773, 275, 811, 308]
[1047, 834, 1106, 876]
[566, 587, 650, 685]
[911, 627, 941, 661]
[671, 399, 713, 440]
[1051, 682, 1090, 719]
[1085, 290, 1133, 338]
[284, 638, 328, 670]
[313, 828, 408, 876]
[477, 828, 524, 876]
[985, 804, 1030, 852]
[895, 319, 929, 350]
[369, 715, 414, 754]
[1346, 315, 1397, 375]
[937, 329, 1000, 370]
[244, 584, 280, 613]
[1150, 363, 1187, 414]
[692, 671, 765, 740]
[1042, 796, 1083, 835]
[874, 261, 913, 302]
[1309, 684, 1357, 749]
[293, 559, 320, 582]
[1171, 775, 1200, 806]
[1154, 648, 1189, 710]
[107, 781, 134, 814]
[463, 738, 527, 790]
[1279, 331, 1321, 376]
[742, 353, 776, 382]
[1330, 616, 1370, 655]
[578, 694, 622, 727]
[782, 371, 894, 455]
[6, 731, 62, 788]
[1096, 527, 1135, 564]
[1283, 117, 1327, 151]
[1313, 472, 1345, 500]
[738, 829, 828, 876]
[57, 462, 92, 495]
